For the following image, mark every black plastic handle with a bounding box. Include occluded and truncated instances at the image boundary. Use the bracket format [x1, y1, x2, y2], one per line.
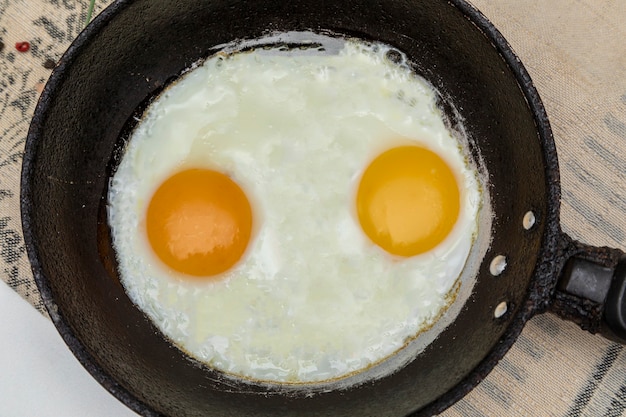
[551, 234, 626, 343]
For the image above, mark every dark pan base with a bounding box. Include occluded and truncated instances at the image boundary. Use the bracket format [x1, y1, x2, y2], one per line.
[22, 0, 559, 416]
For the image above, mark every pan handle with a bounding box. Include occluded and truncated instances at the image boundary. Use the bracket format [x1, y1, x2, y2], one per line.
[550, 233, 626, 343]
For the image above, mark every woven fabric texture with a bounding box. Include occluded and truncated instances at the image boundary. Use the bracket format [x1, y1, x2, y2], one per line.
[1, 0, 625, 416]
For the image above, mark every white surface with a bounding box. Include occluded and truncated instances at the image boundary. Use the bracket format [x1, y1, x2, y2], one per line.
[0, 279, 138, 417]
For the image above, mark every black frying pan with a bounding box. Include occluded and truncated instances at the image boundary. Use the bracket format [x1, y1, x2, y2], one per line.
[20, 0, 626, 416]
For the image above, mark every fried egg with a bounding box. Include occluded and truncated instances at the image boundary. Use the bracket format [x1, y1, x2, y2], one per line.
[107, 36, 483, 384]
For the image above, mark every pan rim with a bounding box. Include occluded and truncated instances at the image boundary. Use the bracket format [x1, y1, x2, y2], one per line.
[412, 0, 561, 415]
[21, 1, 160, 415]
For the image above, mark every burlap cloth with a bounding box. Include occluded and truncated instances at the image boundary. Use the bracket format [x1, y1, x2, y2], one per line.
[1, 0, 625, 415]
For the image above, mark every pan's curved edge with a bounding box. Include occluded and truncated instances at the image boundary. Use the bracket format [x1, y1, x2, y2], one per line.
[20, 1, 159, 416]
[410, 1, 561, 416]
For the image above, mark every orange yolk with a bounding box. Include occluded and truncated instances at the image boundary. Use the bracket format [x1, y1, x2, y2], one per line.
[356, 145, 460, 257]
[146, 169, 253, 278]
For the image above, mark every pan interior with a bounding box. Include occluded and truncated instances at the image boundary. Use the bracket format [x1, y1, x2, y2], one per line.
[23, 0, 549, 416]
[104, 31, 494, 388]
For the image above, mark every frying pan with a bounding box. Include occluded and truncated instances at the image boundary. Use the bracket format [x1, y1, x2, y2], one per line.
[20, 0, 626, 416]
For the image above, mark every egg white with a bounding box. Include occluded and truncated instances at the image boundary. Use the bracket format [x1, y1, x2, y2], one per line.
[108, 38, 482, 383]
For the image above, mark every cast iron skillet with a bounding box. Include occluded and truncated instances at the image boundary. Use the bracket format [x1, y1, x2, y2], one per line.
[20, 0, 626, 416]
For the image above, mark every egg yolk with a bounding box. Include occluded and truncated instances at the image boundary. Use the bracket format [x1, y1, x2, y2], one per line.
[356, 145, 460, 256]
[146, 169, 253, 278]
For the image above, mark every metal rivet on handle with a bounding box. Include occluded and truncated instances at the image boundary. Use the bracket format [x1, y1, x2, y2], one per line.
[490, 255, 507, 276]
[494, 302, 508, 319]
[523, 211, 536, 230]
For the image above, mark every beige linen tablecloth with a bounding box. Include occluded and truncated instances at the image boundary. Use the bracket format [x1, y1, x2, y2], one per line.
[1, 0, 625, 415]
